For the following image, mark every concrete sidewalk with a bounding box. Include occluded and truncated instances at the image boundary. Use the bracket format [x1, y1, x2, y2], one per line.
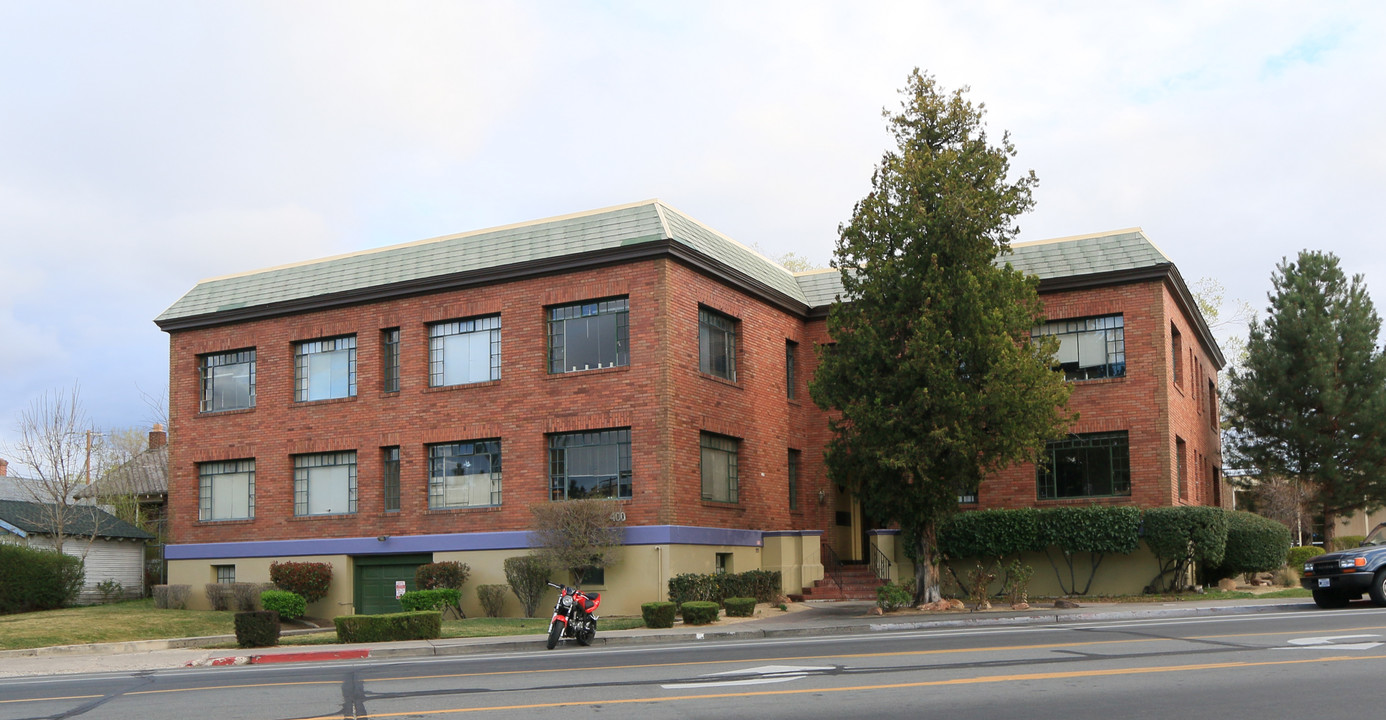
[0, 596, 1318, 679]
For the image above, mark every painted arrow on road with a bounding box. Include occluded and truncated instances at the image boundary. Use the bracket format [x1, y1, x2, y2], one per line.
[662, 665, 837, 689]
[1278, 635, 1383, 650]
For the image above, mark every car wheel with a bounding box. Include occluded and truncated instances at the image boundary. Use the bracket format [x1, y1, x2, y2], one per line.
[1313, 588, 1351, 609]
[1370, 571, 1386, 607]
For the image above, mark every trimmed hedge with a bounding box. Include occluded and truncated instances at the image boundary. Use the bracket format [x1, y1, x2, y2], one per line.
[0, 544, 84, 614]
[723, 597, 756, 617]
[641, 601, 677, 628]
[1210, 511, 1292, 579]
[334, 611, 443, 643]
[234, 610, 280, 648]
[399, 588, 461, 613]
[261, 590, 307, 621]
[1288, 545, 1326, 568]
[1144, 506, 1228, 591]
[667, 570, 783, 610]
[939, 508, 1042, 561]
[270, 561, 333, 603]
[680, 601, 720, 625]
[416, 561, 471, 590]
[1331, 535, 1366, 552]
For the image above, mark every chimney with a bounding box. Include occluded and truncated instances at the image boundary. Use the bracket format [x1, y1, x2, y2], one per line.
[149, 424, 168, 450]
[0, 458, 7, 476]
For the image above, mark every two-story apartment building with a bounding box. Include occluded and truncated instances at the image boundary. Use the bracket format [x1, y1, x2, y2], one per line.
[156, 200, 1223, 616]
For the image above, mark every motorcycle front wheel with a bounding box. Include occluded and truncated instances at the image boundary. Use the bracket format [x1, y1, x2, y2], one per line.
[546, 621, 563, 650]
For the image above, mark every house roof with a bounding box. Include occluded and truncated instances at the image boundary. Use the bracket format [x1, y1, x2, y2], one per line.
[153, 202, 1220, 365]
[73, 445, 168, 501]
[0, 499, 153, 540]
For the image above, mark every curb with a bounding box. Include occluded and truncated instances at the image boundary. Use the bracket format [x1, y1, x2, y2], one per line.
[189, 649, 371, 667]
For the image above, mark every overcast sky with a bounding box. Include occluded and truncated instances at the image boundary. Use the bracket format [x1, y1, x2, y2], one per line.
[2, 1, 1383, 465]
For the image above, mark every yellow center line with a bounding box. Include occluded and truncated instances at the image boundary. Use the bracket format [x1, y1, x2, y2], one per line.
[293, 653, 1386, 719]
[0, 693, 103, 705]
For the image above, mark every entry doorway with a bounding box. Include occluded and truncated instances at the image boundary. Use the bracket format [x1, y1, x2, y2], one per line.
[353, 554, 431, 615]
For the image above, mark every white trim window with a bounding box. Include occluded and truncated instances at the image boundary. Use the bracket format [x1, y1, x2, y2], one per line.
[295, 336, 356, 401]
[293, 452, 358, 516]
[198, 459, 255, 521]
[199, 349, 256, 412]
[428, 440, 502, 509]
[429, 316, 501, 386]
[548, 298, 629, 373]
[1033, 314, 1125, 381]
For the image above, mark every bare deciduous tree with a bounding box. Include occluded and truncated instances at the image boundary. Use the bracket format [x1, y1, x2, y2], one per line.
[528, 499, 625, 587]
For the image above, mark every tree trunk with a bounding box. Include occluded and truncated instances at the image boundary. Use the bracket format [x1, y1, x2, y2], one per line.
[1323, 507, 1337, 548]
[912, 522, 942, 605]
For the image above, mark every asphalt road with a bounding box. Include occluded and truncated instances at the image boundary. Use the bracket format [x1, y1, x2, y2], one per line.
[5, 608, 1386, 719]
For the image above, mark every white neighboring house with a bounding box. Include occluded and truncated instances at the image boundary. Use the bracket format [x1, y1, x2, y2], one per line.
[0, 495, 154, 603]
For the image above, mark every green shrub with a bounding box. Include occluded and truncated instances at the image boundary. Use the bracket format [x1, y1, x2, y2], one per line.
[668, 570, 783, 609]
[261, 590, 307, 621]
[97, 579, 124, 603]
[680, 601, 720, 625]
[1288, 545, 1326, 568]
[939, 508, 1042, 560]
[876, 582, 911, 612]
[723, 597, 756, 617]
[477, 584, 507, 618]
[1331, 535, 1366, 552]
[234, 610, 280, 648]
[399, 588, 461, 613]
[416, 561, 471, 590]
[334, 611, 442, 643]
[641, 601, 677, 628]
[1209, 511, 1292, 579]
[0, 544, 84, 614]
[504, 555, 552, 617]
[269, 561, 333, 603]
[668, 573, 718, 610]
[1142, 506, 1228, 592]
[1034, 505, 1142, 595]
[1003, 559, 1034, 605]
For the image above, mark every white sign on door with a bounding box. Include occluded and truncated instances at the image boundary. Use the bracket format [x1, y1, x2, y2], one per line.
[395, 580, 407, 599]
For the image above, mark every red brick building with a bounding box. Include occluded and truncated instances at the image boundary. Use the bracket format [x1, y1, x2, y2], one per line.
[156, 201, 1223, 615]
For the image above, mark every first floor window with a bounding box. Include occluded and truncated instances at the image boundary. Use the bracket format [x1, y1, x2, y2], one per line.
[294, 452, 357, 516]
[429, 316, 501, 386]
[295, 336, 356, 401]
[198, 459, 255, 521]
[383, 446, 400, 512]
[199, 349, 256, 412]
[698, 307, 738, 381]
[548, 297, 629, 373]
[429, 440, 502, 508]
[1038, 431, 1131, 500]
[549, 428, 632, 500]
[700, 432, 739, 503]
[214, 565, 235, 584]
[1033, 314, 1125, 381]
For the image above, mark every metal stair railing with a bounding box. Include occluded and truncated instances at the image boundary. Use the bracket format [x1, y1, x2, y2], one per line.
[821, 543, 844, 591]
[869, 543, 893, 584]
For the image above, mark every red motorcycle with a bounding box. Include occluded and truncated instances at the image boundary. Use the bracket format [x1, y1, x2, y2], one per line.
[545, 581, 601, 649]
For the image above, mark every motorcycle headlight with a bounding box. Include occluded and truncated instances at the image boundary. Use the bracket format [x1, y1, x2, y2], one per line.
[560, 595, 573, 607]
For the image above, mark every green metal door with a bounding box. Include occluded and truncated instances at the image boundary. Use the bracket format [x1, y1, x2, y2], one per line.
[353, 554, 431, 615]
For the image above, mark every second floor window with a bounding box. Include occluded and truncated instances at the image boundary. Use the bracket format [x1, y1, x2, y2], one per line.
[700, 433, 739, 503]
[382, 328, 400, 393]
[428, 440, 502, 509]
[786, 341, 798, 399]
[430, 316, 501, 386]
[699, 308, 737, 381]
[548, 298, 629, 373]
[294, 451, 358, 516]
[549, 428, 632, 500]
[383, 446, 400, 512]
[295, 336, 356, 401]
[199, 349, 255, 412]
[1033, 314, 1125, 381]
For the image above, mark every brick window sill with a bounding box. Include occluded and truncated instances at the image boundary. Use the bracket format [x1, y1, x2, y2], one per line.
[426, 505, 503, 515]
[701, 500, 743, 510]
[424, 380, 501, 394]
[699, 373, 742, 389]
[289, 396, 357, 409]
[289, 513, 357, 521]
[195, 518, 255, 526]
[546, 364, 631, 380]
[196, 407, 256, 419]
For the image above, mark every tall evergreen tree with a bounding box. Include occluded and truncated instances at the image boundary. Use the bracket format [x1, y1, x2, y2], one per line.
[1225, 251, 1386, 544]
[810, 70, 1072, 604]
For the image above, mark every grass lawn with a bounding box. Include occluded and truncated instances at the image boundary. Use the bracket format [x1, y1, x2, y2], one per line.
[0, 600, 650, 651]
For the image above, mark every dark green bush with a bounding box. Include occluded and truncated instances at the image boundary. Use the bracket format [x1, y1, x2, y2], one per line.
[270, 561, 333, 603]
[668, 570, 783, 609]
[399, 588, 461, 612]
[416, 561, 471, 590]
[723, 597, 756, 617]
[939, 508, 1042, 560]
[1288, 545, 1326, 568]
[641, 601, 677, 628]
[334, 611, 442, 643]
[260, 590, 306, 620]
[668, 573, 718, 610]
[680, 601, 720, 625]
[1143, 506, 1228, 592]
[234, 610, 280, 648]
[0, 544, 84, 614]
[876, 582, 912, 612]
[477, 584, 507, 618]
[1209, 511, 1292, 579]
[1035, 505, 1142, 595]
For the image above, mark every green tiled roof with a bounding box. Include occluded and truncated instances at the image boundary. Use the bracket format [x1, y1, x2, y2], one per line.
[157, 201, 1172, 328]
[792, 228, 1171, 307]
[157, 200, 804, 325]
[0, 499, 154, 540]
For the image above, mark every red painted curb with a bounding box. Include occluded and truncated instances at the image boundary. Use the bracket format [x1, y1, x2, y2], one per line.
[248, 650, 371, 664]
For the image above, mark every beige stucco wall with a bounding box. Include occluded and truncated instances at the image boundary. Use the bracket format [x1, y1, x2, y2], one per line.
[168, 554, 353, 617]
